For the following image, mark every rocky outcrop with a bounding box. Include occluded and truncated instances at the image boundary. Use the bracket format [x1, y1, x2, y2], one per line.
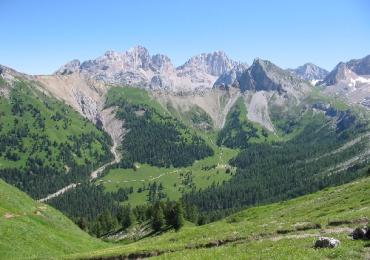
[352, 226, 370, 240]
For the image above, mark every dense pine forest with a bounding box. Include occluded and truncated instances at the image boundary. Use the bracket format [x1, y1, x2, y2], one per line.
[49, 183, 189, 236]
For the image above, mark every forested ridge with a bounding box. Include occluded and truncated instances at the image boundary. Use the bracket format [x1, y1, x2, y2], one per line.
[183, 110, 370, 222]
[106, 87, 214, 168]
[0, 80, 113, 198]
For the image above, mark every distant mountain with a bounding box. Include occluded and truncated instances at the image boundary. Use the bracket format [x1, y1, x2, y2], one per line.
[55, 46, 238, 92]
[319, 54, 370, 108]
[237, 58, 311, 95]
[288, 63, 328, 82]
[320, 62, 356, 86]
[177, 51, 237, 76]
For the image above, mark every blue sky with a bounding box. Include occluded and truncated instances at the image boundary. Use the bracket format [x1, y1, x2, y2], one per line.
[1, 0, 369, 74]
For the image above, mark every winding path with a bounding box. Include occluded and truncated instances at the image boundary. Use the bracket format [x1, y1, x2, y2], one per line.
[38, 141, 121, 203]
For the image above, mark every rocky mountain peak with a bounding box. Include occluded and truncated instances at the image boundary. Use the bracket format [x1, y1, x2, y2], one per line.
[178, 51, 236, 76]
[320, 62, 354, 86]
[288, 63, 329, 81]
[55, 59, 81, 75]
[346, 55, 370, 75]
[53, 46, 242, 91]
[237, 58, 310, 95]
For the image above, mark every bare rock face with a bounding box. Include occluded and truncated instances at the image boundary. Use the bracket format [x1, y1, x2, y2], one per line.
[54, 46, 238, 92]
[346, 55, 370, 75]
[213, 63, 248, 88]
[314, 237, 340, 248]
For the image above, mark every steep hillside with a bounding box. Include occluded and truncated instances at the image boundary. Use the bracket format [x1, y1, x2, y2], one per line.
[70, 174, 370, 259]
[0, 179, 107, 259]
[0, 74, 113, 199]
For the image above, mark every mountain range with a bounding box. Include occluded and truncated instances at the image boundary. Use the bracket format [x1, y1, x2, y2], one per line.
[2, 46, 370, 141]
[56, 46, 240, 92]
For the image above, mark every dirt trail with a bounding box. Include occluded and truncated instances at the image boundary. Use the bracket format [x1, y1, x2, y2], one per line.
[100, 170, 178, 185]
[88, 226, 356, 260]
[38, 108, 123, 203]
[38, 143, 120, 203]
[38, 183, 79, 203]
[270, 227, 353, 241]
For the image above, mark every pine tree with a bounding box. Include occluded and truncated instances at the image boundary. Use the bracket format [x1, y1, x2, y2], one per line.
[118, 205, 135, 229]
[151, 202, 164, 232]
[173, 201, 184, 231]
[77, 217, 88, 231]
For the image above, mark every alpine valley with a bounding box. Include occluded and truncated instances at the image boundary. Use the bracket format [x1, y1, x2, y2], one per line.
[2, 46, 370, 259]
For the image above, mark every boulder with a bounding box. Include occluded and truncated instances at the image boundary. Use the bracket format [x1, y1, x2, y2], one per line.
[352, 227, 368, 240]
[314, 237, 340, 248]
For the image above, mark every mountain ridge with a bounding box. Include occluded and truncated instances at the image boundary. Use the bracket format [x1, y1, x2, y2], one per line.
[319, 54, 370, 109]
[55, 46, 240, 92]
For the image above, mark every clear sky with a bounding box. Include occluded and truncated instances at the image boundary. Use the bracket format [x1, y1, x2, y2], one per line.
[1, 0, 369, 75]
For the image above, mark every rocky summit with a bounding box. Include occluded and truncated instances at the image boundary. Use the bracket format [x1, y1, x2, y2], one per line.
[288, 63, 329, 82]
[55, 46, 241, 92]
[319, 55, 370, 109]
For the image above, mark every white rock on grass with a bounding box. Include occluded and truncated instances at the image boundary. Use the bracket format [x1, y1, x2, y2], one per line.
[314, 237, 340, 248]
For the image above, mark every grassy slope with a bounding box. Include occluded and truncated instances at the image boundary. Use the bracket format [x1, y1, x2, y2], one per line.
[72, 174, 370, 259]
[0, 80, 110, 169]
[0, 179, 107, 259]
